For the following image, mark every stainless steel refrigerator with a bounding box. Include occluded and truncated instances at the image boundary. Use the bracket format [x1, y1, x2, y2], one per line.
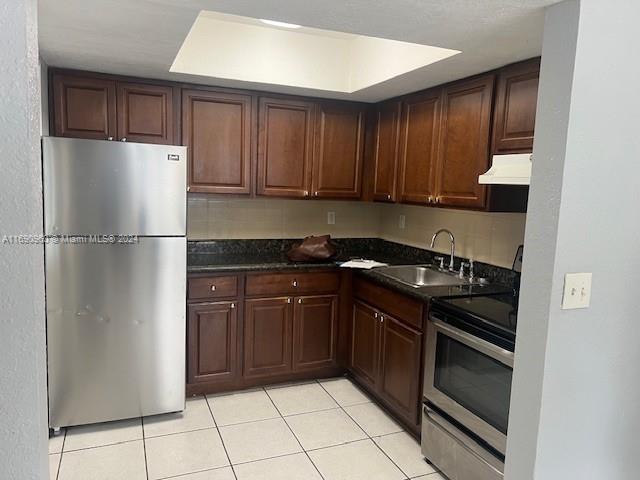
[43, 137, 187, 429]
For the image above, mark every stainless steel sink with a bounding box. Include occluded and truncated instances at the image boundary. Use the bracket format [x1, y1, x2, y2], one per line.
[374, 264, 482, 288]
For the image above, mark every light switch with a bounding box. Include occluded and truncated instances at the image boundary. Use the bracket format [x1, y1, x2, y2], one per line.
[561, 273, 592, 309]
[327, 211, 335, 225]
[399, 215, 406, 229]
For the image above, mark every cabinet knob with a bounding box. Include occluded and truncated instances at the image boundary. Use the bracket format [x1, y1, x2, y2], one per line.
[303, 191, 309, 196]
[387, 194, 391, 200]
[298, 298, 303, 304]
[292, 280, 298, 287]
[107, 136, 113, 141]
[374, 312, 378, 319]
[435, 196, 441, 204]
[210, 285, 216, 292]
[314, 191, 319, 196]
[380, 315, 384, 323]
[287, 297, 292, 303]
[230, 303, 235, 309]
[121, 137, 127, 142]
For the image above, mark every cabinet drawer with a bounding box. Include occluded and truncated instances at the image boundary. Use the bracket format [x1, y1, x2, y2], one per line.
[353, 278, 423, 330]
[188, 276, 239, 300]
[246, 272, 339, 297]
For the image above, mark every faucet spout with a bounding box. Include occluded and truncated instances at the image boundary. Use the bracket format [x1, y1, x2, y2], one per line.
[430, 229, 456, 271]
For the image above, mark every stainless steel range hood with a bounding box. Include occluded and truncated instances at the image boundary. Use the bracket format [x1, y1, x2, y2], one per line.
[479, 153, 532, 185]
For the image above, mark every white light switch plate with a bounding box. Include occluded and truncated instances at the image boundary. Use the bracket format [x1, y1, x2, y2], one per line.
[327, 211, 335, 225]
[562, 272, 592, 309]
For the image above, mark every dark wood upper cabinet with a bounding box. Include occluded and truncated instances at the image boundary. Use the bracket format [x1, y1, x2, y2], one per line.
[244, 297, 293, 378]
[293, 295, 338, 371]
[182, 89, 253, 194]
[312, 102, 365, 199]
[52, 73, 117, 140]
[435, 75, 494, 209]
[492, 58, 540, 154]
[117, 83, 176, 144]
[187, 301, 238, 385]
[350, 301, 381, 390]
[379, 313, 422, 426]
[257, 97, 315, 198]
[397, 89, 442, 204]
[372, 101, 402, 202]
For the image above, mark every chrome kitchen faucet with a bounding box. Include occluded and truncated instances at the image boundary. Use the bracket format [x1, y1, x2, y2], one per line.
[430, 229, 455, 271]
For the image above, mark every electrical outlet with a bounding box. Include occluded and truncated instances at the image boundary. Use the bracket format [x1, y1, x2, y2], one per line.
[327, 211, 335, 225]
[561, 273, 592, 309]
[399, 215, 406, 229]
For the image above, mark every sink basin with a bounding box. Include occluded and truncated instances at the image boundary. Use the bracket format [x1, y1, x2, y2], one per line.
[375, 264, 481, 288]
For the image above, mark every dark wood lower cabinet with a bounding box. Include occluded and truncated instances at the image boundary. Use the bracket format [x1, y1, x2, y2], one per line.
[293, 295, 338, 371]
[379, 314, 422, 426]
[244, 297, 293, 378]
[349, 292, 424, 433]
[185, 271, 423, 434]
[350, 301, 381, 389]
[187, 301, 238, 385]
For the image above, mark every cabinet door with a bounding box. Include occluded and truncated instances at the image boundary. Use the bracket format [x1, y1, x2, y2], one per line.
[435, 75, 494, 209]
[52, 73, 116, 140]
[379, 313, 423, 425]
[492, 58, 540, 154]
[350, 301, 381, 390]
[312, 102, 365, 199]
[182, 89, 253, 194]
[397, 89, 441, 204]
[187, 301, 238, 385]
[257, 97, 314, 198]
[372, 101, 401, 202]
[293, 295, 338, 371]
[117, 83, 175, 144]
[244, 297, 293, 378]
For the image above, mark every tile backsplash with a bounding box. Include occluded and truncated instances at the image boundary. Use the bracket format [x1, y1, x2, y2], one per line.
[378, 203, 526, 269]
[187, 196, 526, 268]
[187, 196, 381, 240]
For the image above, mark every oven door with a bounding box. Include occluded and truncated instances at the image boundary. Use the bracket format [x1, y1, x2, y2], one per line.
[424, 314, 514, 456]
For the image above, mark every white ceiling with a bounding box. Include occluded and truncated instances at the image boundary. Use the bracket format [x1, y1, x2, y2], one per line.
[38, 0, 559, 102]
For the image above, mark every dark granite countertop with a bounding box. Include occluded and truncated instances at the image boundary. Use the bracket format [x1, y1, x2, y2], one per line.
[188, 253, 338, 273]
[187, 238, 517, 302]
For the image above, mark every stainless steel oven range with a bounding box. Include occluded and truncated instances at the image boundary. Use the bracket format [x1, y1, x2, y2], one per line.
[421, 293, 517, 480]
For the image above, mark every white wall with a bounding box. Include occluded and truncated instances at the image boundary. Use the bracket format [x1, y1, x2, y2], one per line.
[40, 58, 49, 135]
[0, 0, 49, 479]
[506, 1, 640, 478]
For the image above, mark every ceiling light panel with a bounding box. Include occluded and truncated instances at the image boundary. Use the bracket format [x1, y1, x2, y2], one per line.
[171, 11, 460, 93]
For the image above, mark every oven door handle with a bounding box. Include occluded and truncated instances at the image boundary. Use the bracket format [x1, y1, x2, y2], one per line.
[431, 317, 514, 367]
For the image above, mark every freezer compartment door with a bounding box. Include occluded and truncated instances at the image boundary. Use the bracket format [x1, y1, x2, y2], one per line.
[43, 137, 186, 236]
[46, 237, 186, 428]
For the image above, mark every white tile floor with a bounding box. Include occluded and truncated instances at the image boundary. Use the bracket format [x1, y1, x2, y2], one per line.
[48, 377, 446, 480]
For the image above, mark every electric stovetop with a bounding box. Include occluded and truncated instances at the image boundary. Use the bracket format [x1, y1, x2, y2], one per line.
[431, 293, 519, 343]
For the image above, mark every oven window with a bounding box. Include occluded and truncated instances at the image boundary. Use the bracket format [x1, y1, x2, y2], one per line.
[434, 335, 512, 434]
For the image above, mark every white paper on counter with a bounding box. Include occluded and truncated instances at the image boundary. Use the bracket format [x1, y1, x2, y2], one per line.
[339, 259, 389, 269]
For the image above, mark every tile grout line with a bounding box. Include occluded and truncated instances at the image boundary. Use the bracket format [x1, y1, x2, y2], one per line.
[55, 428, 66, 480]
[157, 465, 236, 480]
[204, 394, 238, 480]
[56, 437, 150, 455]
[316, 379, 413, 480]
[263, 386, 327, 480]
[141, 417, 150, 480]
